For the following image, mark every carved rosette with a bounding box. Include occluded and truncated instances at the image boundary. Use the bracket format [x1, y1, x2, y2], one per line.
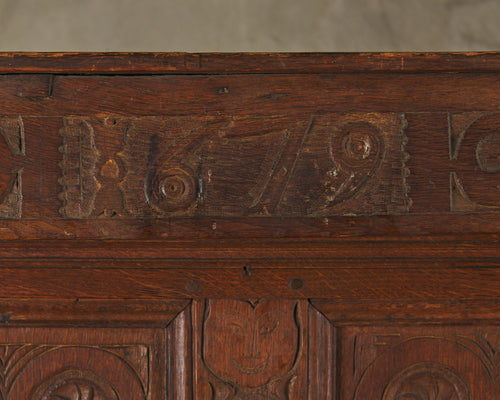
[145, 166, 198, 214]
[58, 118, 101, 218]
[382, 363, 470, 400]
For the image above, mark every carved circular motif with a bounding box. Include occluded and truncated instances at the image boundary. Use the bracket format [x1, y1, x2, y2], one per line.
[475, 132, 500, 173]
[146, 166, 197, 214]
[453, 114, 500, 208]
[322, 121, 385, 207]
[31, 370, 118, 400]
[331, 122, 382, 169]
[342, 132, 372, 161]
[382, 363, 470, 400]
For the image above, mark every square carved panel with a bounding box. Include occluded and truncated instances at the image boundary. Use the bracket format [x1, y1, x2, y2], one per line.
[0, 327, 165, 400]
[340, 325, 500, 400]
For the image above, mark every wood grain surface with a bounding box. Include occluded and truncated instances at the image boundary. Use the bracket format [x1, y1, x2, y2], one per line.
[0, 53, 498, 399]
[0, 52, 500, 73]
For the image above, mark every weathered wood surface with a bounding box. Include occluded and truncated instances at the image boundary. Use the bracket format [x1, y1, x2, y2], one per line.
[1, 75, 500, 241]
[0, 53, 498, 399]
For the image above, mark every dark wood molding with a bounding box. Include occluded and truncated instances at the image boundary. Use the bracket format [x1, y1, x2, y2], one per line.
[1, 52, 500, 74]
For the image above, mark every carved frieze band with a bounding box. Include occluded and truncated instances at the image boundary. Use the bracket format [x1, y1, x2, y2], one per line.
[56, 113, 411, 218]
[2, 112, 500, 220]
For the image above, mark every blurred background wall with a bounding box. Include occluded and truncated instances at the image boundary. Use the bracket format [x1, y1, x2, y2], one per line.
[0, 0, 499, 52]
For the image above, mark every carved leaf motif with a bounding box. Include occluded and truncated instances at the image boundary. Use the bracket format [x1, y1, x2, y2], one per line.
[58, 118, 101, 218]
[449, 112, 484, 161]
[0, 344, 47, 397]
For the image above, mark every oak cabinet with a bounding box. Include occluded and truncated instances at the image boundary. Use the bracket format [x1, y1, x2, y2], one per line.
[0, 52, 498, 399]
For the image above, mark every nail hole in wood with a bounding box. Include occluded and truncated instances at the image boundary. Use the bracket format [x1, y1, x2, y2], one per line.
[185, 279, 200, 294]
[289, 278, 303, 290]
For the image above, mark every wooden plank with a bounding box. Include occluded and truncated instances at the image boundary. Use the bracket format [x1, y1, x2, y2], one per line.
[312, 298, 500, 324]
[0, 266, 497, 300]
[0, 299, 188, 327]
[0, 52, 500, 74]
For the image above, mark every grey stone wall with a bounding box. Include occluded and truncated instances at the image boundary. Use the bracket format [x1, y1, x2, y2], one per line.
[0, 0, 499, 51]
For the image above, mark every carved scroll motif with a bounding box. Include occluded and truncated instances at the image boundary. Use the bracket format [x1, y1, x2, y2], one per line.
[450, 113, 500, 211]
[119, 113, 410, 218]
[276, 113, 410, 216]
[58, 118, 101, 218]
[0, 116, 24, 219]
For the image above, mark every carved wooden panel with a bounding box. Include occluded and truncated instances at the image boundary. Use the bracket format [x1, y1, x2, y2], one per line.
[0, 111, 498, 239]
[0, 116, 24, 219]
[0, 71, 500, 238]
[0, 53, 499, 399]
[0, 327, 166, 399]
[52, 113, 408, 219]
[168, 300, 335, 400]
[340, 325, 500, 400]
